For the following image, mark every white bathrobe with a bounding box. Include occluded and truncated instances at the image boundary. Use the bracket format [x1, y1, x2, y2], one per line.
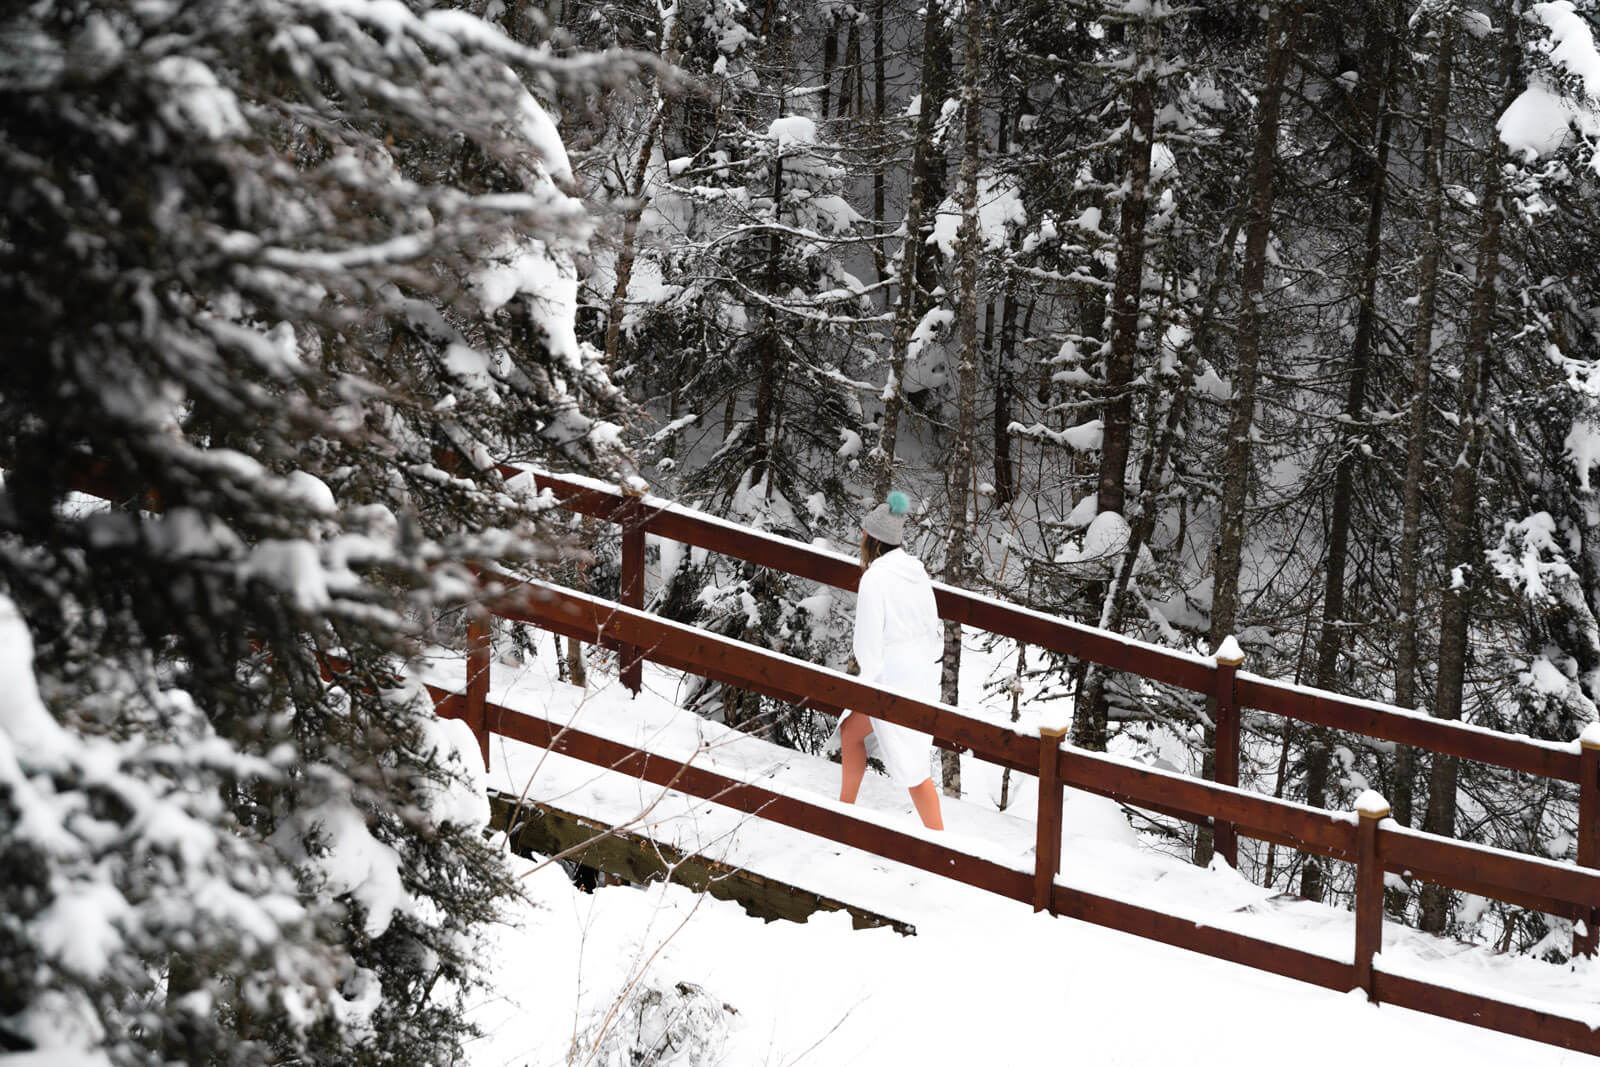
[845, 548, 943, 786]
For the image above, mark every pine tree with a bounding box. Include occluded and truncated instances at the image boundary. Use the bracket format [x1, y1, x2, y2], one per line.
[0, 1, 631, 1060]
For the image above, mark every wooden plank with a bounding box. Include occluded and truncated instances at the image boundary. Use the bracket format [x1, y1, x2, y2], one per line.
[1354, 808, 1386, 1002]
[1213, 653, 1242, 867]
[464, 586, 1600, 926]
[1238, 677, 1578, 783]
[466, 611, 491, 769]
[642, 504, 863, 591]
[1577, 741, 1600, 956]
[1377, 972, 1600, 1057]
[488, 792, 916, 935]
[527, 468, 1571, 786]
[1048, 883, 1356, 993]
[528, 471, 1215, 692]
[1379, 824, 1600, 920]
[618, 494, 645, 695]
[488, 699, 1037, 906]
[1059, 749, 1360, 862]
[511, 580, 1357, 865]
[936, 590, 1217, 694]
[1035, 728, 1066, 913]
[496, 581, 1039, 772]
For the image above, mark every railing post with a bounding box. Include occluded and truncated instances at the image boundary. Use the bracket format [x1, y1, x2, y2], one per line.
[1354, 790, 1389, 1003]
[1212, 635, 1245, 867]
[619, 485, 646, 696]
[466, 606, 492, 771]
[1034, 726, 1067, 914]
[1575, 725, 1600, 957]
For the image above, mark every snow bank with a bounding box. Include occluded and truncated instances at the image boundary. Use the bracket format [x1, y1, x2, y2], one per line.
[929, 173, 1028, 258]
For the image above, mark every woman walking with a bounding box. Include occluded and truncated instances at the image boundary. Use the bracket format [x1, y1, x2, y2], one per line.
[837, 492, 945, 830]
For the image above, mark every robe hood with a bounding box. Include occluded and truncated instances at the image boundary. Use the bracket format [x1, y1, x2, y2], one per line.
[868, 547, 932, 585]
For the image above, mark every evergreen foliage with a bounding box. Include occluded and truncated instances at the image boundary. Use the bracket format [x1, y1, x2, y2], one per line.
[0, 0, 632, 1060]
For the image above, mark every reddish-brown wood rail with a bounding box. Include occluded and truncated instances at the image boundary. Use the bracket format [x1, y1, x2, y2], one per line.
[473, 564, 1600, 1052]
[498, 579, 1600, 925]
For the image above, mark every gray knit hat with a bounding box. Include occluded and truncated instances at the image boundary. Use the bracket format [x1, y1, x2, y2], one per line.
[861, 491, 912, 546]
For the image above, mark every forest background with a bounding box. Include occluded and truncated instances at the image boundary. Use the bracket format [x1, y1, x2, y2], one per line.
[6, 0, 1600, 1063]
[567, 0, 1600, 950]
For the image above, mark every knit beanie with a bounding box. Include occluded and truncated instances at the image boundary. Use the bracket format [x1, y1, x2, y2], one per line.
[861, 491, 912, 546]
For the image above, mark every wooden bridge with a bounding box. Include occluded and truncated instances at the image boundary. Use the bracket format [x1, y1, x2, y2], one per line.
[430, 468, 1600, 1058]
[59, 458, 1600, 1054]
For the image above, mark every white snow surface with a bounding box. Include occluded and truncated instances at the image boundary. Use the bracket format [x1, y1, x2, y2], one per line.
[471, 236, 583, 370]
[151, 56, 247, 140]
[928, 173, 1028, 258]
[1535, 1, 1600, 101]
[1499, 2, 1600, 164]
[1498, 82, 1578, 160]
[410, 646, 1600, 1066]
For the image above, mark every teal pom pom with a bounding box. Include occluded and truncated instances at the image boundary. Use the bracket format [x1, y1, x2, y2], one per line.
[886, 491, 910, 516]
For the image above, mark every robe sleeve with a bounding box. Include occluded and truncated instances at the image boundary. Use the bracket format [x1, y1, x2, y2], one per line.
[852, 570, 886, 685]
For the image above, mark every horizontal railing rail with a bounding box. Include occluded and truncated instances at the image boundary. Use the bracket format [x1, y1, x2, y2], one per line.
[499, 580, 1600, 922]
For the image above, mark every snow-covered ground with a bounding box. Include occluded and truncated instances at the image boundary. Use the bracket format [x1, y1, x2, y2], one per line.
[472, 858, 1593, 1067]
[419, 644, 1600, 1066]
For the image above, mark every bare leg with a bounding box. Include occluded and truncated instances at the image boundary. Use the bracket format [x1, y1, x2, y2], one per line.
[908, 778, 944, 830]
[839, 712, 873, 804]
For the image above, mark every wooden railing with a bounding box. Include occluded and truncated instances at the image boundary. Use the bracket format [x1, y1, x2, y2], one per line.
[439, 467, 1600, 1056]
[48, 458, 1600, 1052]
[521, 469, 1591, 850]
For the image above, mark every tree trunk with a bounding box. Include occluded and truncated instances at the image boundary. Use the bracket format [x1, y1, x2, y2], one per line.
[938, 0, 982, 798]
[820, 12, 838, 120]
[602, 14, 679, 371]
[566, 634, 587, 688]
[1207, 1, 1304, 665]
[1391, 22, 1454, 846]
[840, 15, 861, 120]
[1096, 10, 1160, 522]
[1198, 3, 1302, 859]
[994, 281, 1018, 505]
[1419, 24, 1514, 933]
[871, 0, 888, 288]
[1301, 4, 1399, 903]
[874, 0, 950, 497]
[1073, 6, 1161, 754]
[751, 35, 790, 487]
